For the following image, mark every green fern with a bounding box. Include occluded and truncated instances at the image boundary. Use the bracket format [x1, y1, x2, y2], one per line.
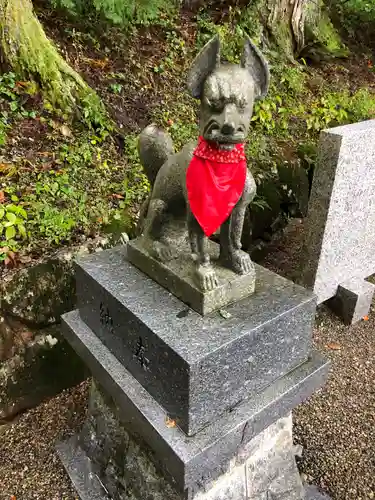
[51, 0, 178, 26]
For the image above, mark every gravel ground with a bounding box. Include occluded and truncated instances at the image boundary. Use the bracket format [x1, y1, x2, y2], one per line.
[294, 305, 375, 500]
[0, 220, 374, 499]
[0, 381, 89, 500]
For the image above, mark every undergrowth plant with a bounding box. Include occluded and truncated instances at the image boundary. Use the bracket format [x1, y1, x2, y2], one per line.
[0, 199, 28, 261]
[0, 73, 38, 145]
[334, 0, 375, 25]
[51, 0, 178, 27]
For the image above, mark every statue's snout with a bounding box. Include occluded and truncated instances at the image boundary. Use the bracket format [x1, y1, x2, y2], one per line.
[221, 121, 236, 136]
[219, 103, 244, 139]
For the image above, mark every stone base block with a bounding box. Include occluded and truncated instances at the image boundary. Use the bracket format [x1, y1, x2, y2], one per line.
[127, 237, 256, 316]
[326, 277, 375, 325]
[60, 311, 330, 493]
[57, 381, 308, 500]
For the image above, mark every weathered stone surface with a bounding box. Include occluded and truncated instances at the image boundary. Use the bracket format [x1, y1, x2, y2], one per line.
[61, 310, 330, 492]
[327, 277, 375, 325]
[0, 324, 87, 420]
[127, 237, 256, 316]
[1, 237, 109, 326]
[56, 439, 111, 500]
[58, 383, 319, 500]
[305, 486, 331, 500]
[300, 120, 375, 323]
[0, 238, 113, 419]
[75, 245, 315, 436]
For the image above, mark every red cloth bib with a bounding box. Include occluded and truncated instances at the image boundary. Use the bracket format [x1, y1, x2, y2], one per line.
[186, 136, 247, 237]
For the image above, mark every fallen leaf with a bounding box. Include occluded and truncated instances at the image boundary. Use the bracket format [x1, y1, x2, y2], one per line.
[0, 191, 4, 203]
[20, 330, 33, 344]
[165, 417, 176, 428]
[41, 162, 55, 171]
[2, 249, 16, 268]
[60, 124, 72, 137]
[326, 342, 341, 351]
[111, 193, 124, 199]
[0, 163, 11, 173]
[83, 57, 109, 69]
[176, 308, 190, 318]
[219, 309, 232, 319]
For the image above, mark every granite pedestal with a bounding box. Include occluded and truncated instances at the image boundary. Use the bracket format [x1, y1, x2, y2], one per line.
[75, 246, 316, 436]
[57, 246, 331, 500]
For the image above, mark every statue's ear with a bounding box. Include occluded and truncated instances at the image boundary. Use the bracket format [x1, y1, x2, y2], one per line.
[241, 36, 270, 100]
[187, 35, 221, 99]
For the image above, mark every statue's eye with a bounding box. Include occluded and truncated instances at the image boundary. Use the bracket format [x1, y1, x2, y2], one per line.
[238, 99, 247, 110]
[208, 100, 224, 113]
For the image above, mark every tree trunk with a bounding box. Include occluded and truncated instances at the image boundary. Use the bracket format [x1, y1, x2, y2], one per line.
[264, 0, 320, 58]
[0, 0, 105, 119]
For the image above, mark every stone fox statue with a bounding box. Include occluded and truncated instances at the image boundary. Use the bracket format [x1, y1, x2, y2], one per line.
[137, 35, 270, 292]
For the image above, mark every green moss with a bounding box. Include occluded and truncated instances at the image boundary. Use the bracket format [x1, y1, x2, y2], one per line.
[0, 0, 108, 126]
[268, 18, 295, 61]
[304, 9, 348, 59]
[314, 13, 347, 55]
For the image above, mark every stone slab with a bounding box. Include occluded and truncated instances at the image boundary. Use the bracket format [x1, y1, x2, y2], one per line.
[301, 120, 375, 312]
[61, 310, 330, 492]
[127, 237, 255, 316]
[75, 245, 315, 436]
[57, 438, 111, 500]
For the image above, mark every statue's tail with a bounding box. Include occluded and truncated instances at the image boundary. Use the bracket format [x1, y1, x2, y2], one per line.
[138, 124, 174, 186]
[136, 124, 174, 236]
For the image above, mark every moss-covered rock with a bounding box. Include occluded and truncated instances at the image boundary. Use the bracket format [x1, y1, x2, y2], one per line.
[1, 237, 109, 326]
[0, 237, 115, 420]
[242, 161, 310, 258]
[0, 323, 88, 420]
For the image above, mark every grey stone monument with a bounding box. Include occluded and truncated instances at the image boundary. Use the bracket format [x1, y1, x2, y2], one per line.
[56, 36, 331, 500]
[300, 120, 375, 324]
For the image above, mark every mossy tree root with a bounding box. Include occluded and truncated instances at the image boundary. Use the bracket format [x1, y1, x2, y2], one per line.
[0, 0, 105, 120]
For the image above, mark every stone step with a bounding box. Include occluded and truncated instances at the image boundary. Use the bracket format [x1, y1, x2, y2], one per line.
[74, 246, 316, 436]
[61, 310, 330, 493]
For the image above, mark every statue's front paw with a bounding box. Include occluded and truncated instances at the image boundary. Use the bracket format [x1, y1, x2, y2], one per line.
[153, 242, 176, 262]
[224, 250, 254, 275]
[196, 264, 219, 292]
